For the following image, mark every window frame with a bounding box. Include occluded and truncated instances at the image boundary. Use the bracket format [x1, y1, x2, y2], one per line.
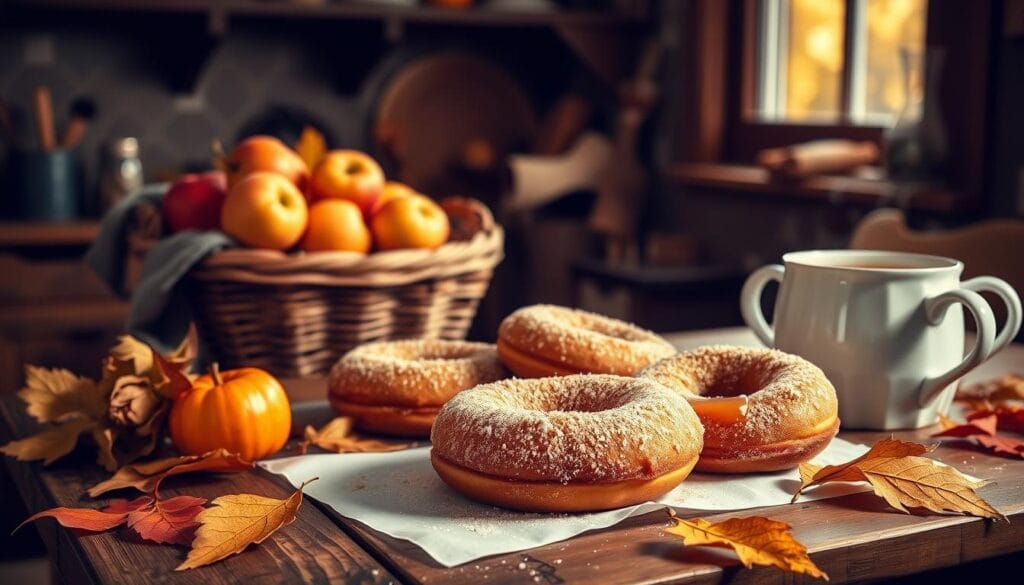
[672, 0, 995, 213]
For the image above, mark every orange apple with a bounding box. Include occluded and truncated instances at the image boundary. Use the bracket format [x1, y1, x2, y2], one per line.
[301, 199, 372, 253]
[221, 172, 308, 250]
[370, 195, 450, 251]
[370, 181, 417, 216]
[225, 135, 309, 192]
[309, 150, 385, 217]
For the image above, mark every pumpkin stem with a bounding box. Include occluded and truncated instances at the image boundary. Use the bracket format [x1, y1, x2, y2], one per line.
[211, 362, 224, 386]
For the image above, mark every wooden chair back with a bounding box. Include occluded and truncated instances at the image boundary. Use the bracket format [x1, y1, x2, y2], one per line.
[850, 208, 1024, 333]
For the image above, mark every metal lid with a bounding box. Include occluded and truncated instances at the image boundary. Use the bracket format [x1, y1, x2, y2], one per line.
[107, 137, 139, 158]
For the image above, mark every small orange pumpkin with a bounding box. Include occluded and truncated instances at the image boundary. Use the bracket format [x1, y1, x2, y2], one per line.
[169, 364, 291, 461]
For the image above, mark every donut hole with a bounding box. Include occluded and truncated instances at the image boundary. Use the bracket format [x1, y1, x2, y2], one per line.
[383, 343, 483, 363]
[572, 315, 649, 342]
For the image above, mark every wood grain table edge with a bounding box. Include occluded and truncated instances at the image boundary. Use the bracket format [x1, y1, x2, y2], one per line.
[0, 395, 405, 585]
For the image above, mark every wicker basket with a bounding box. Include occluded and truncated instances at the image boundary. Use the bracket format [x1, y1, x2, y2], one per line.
[130, 198, 503, 377]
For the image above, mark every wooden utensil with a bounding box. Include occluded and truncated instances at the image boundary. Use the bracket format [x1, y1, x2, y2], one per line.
[32, 86, 56, 151]
[59, 97, 96, 150]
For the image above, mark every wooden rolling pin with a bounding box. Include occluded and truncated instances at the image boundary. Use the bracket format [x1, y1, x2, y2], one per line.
[757, 139, 879, 178]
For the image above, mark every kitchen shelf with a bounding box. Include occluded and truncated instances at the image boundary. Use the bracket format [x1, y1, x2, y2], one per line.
[0, 221, 100, 249]
[7, 0, 648, 32]
[664, 162, 964, 214]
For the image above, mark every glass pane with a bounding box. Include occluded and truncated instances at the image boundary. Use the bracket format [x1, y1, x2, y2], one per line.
[853, 0, 928, 125]
[757, 0, 845, 122]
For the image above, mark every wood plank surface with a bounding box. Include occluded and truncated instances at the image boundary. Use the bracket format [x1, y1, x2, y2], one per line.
[3, 327, 1023, 584]
[0, 396, 402, 584]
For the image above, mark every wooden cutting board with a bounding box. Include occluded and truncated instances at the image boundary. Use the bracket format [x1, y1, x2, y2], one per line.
[371, 51, 537, 197]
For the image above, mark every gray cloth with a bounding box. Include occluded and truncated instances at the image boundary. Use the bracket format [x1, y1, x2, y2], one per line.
[127, 230, 234, 352]
[84, 186, 235, 353]
[84, 184, 167, 296]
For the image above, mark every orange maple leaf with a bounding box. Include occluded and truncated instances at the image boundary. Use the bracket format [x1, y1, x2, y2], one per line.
[664, 512, 828, 580]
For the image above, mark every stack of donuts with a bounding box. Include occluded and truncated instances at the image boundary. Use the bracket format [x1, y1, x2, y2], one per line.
[328, 304, 839, 513]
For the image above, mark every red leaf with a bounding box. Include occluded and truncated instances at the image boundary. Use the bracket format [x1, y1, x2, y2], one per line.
[102, 496, 153, 514]
[968, 407, 1024, 434]
[127, 496, 206, 546]
[932, 414, 997, 438]
[975, 435, 1024, 459]
[16, 507, 127, 533]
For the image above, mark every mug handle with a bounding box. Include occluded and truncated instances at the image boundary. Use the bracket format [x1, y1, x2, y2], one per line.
[962, 276, 1023, 353]
[740, 264, 785, 347]
[918, 288, 997, 406]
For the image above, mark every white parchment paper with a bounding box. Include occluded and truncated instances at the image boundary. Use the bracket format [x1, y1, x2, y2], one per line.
[260, 438, 869, 567]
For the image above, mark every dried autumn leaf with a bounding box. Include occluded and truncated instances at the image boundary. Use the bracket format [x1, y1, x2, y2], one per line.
[969, 406, 1024, 434]
[88, 449, 253, 497]
[932, 414, 1024, 459]
[15, 506, 127, 533]
[150, 349, 192, 400]
[109, 335, 155, 375]
[853, 456, 1004, 520]
[92, 426, 118, 472]
[176, 477, 317, 571]
[932, 414, 997, 438]
[303, 417, 414, 454]
[102, 496, 153, 514]
[127, 495, 206, 546]
[956, 374, 1024, 402]
[665, 514, 828, 581]
[0, 418, 96, 465]
[792, 437, 933, 502]
[19, 365, 106, 423]
[974, 435, 1024, 458]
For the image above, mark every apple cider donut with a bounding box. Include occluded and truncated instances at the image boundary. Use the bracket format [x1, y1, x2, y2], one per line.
[497, 305, 677, 377]
[328, 339, 505, 437]
[430, 374, 703, 512]
[641, 345, 839, 473]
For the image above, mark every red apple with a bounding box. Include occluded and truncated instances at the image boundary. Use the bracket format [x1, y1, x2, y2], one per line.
[163, 171, 228, 233]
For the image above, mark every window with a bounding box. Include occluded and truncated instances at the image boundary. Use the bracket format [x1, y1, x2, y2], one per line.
[753, 0, 927, 126]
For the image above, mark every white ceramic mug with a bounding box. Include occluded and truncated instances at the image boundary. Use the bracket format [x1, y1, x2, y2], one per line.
[740, 250, 1022, 430]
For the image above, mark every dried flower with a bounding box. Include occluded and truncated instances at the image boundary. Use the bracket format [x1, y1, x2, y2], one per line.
[108, 375, 163, 431]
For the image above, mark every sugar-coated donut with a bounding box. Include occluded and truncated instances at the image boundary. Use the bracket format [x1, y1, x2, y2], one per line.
[641, 345, 839, 473]
[430, 374, 703, 512]
[328, 339, 505, 437]
[497, 305, 677, 378]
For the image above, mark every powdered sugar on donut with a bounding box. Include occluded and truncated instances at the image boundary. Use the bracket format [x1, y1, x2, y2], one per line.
[431, 374, 703, 484]
[640, 345, 838, 461]
[329, 339, 507, 408]
[498, 305, 677, 375]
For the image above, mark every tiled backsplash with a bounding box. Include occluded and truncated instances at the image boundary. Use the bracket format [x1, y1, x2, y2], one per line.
[0, 26, 365, 212]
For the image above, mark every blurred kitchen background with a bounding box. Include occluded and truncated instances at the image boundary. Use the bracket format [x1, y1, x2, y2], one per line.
[1, 0, 1024, 578]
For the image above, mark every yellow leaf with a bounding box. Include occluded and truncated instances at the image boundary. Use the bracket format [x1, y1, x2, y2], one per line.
[109, 336, 154, 375]
[176, 478, 317, 571]
[0, 418, 96, 464]
[854, 456, 1004, 520]
[295, 126, 326, 170]
[665, 515, 828, 580]
[303, 417, 415, 454]
[19, 365, 105, 423]
[792, 437, 933, 502]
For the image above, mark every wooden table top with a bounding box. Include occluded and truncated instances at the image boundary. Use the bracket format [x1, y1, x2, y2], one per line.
[3, 327, 1023, 584]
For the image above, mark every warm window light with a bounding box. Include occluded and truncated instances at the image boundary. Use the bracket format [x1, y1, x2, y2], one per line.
[756, 0, 926, 126]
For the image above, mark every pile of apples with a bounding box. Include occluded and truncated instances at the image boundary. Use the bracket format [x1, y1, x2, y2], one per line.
[162, 135, 450, 252]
